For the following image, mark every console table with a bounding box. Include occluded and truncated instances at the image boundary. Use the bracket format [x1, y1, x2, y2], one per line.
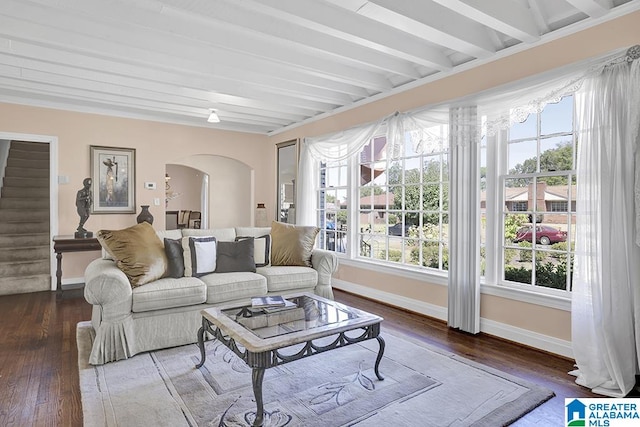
[53, 235, 102, 293]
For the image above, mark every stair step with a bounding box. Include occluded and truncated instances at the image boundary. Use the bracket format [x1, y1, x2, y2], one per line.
[0, 274, 51, 296]
[0, 233, 49, 247]
[0, 246, 49, 262]
[2, 176, 49, 188]
[10, 141, 49, 152]
[0, 222, 49, 234]
[8, 148, 49, 161]
[0, 209, 49, 222]
[0, 198, 49, 209]
[6, 158, 49, 170]
[4, 166, 48, 178]
[0, 260, 49, 276]
[1, 186, 49, 198]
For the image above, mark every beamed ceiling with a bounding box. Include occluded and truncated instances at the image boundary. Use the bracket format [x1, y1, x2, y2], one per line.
[0, 0, 638, 135]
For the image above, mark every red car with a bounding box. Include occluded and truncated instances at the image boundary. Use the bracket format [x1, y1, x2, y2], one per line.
[513, 225, 567, 245]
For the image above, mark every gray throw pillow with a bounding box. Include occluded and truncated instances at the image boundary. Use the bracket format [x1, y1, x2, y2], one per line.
[164, 238, 184, 278]
[216, 237, 256, 273]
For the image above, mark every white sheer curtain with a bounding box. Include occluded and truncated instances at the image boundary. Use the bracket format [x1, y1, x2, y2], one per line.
[571, 55, 640, 397]
[297, 111, 449, 225]
[297, 116, 387, 225]
[448, 106, 480, 333]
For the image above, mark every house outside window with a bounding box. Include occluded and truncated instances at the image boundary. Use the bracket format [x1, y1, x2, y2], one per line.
[549, 201, 569, 212]
[510, 201, 528, 212]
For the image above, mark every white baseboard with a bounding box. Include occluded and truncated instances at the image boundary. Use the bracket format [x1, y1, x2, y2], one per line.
[333, 279, 573, 359]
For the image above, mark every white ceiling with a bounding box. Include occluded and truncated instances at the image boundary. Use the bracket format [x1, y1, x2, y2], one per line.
[0, 0, 638, 135]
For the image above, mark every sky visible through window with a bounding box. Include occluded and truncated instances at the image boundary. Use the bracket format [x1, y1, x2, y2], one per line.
[508, 96, 573, 168]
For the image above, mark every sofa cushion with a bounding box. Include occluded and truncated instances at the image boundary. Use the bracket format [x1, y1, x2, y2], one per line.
[216, 238, 256, 273]
[257, 266, 318, 293]
[270, 221, 319, 267]
[131, 277, 206, 312]
[96, 222, 167, 287]
[164, 238, 184, 278]
[198, 272, 267, 304]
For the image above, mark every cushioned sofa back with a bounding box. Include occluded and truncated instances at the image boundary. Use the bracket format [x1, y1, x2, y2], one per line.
[182, 228, 237, 242]
[235, 227, 271, 238]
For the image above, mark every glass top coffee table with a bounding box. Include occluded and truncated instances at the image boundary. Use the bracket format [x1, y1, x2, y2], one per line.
[195, 292, 385, 427]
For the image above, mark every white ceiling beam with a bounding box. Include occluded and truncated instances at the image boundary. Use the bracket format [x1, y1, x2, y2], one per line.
[233, 0, 453, 71]
[360, 0, 496, 58]
[430, 0, 540, 43]
[208, 103, 310, 123]
[563, 0, 612, 18]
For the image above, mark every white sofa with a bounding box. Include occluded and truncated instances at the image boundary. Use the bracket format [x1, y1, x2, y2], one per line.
[83, 226, 338, 365]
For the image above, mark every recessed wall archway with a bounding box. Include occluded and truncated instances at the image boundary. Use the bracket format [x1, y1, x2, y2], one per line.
[169, 154, 254, 228]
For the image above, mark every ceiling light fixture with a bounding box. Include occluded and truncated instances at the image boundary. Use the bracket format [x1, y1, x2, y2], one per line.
[207, 110, 220, 123]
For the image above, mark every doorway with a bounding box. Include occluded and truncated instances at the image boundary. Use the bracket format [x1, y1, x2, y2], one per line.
[165, 164, 208, 230]
[0, 132, 58, 293]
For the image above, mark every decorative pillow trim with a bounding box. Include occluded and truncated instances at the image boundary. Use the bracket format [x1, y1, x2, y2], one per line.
[189, 236, 217, 277]
[236, 234, 271, 267]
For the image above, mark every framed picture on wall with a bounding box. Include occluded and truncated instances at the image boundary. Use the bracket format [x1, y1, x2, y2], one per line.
[90, 145, 136, 214]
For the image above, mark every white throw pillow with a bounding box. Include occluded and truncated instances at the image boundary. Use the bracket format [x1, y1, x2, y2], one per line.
[236, 234, 271, 267]
[182, 236, 216, 277]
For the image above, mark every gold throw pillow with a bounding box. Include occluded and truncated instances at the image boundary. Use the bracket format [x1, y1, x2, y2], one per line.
[270, 221, 319, 267]
[97, 222, 167, 287]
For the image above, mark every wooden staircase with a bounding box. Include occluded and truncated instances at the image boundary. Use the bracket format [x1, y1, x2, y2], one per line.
[0, 141, 51, 295]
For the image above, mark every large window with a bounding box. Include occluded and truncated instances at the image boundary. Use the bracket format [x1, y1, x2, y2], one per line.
[317, 125, 450, 272]
[317, 159, 348, 254]
[315, 98, 576, 292]
[499, 95, 576, 292]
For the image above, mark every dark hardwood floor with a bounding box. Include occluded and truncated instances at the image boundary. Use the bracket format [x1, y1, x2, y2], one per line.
[0, 288, 596, 426]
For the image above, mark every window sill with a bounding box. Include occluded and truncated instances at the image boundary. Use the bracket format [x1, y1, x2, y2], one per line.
[337, 257, 448, 287]
[336, 257, 571, 312]
[480, 281, 571, 311]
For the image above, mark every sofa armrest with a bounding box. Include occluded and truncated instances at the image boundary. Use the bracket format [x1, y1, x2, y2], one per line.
[84, 258, 137, 365]
[311, 249, 338, 300]
[84, 258, 133, 315]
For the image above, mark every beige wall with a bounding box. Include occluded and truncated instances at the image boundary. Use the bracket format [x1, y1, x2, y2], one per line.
[0, 104, 272, 279]
[269, 12, 640, 347]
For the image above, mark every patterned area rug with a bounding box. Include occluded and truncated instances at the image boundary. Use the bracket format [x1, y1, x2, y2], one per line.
[77, 321, 553, 426]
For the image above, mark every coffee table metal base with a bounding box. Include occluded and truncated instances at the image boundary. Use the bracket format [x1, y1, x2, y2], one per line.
[195, 316, 385, 427]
